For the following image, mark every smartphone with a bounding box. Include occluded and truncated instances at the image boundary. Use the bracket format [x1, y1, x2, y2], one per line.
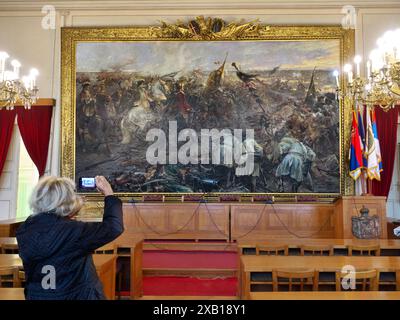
[78, 177, 96, 190]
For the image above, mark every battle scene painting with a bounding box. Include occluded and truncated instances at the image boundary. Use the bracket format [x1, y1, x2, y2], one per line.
[75, 40, 340, 194]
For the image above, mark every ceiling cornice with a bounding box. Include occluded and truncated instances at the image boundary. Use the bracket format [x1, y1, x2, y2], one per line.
[0, 0, 400, 11]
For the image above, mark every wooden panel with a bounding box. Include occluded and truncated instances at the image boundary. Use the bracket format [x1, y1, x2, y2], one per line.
[336, 196, 387, 239]
[93, 254, 116, 300]
[231, 203, 336, 240]
[122, 203, 229, 240]
[197, 204, 230, 238]
[110, 235, 144, 299]
[130, 240, 143, 300]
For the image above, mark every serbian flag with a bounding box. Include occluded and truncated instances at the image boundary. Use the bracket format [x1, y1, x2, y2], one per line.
[366, 108, 381, 180]
[371, 108, 383, 173]
[349, 111, 363, 180]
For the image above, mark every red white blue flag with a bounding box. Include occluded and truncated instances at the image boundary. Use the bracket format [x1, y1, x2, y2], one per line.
[349, 111, 364, 181]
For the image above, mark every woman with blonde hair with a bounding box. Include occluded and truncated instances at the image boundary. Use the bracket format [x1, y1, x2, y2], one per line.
[16, 176, 124, 300]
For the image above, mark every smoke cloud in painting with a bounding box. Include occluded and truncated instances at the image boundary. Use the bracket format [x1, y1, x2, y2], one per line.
[75, 40, 340, 194]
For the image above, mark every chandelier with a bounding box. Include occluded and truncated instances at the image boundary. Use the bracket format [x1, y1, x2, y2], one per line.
[335, 28, 400, 111]
[0, 51, 39, 110]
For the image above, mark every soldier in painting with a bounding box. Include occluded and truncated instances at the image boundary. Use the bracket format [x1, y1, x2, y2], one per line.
[275, 136, 316, 192]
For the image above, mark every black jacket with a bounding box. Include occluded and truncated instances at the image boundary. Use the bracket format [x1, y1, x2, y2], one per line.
[16, 195, 124, 300]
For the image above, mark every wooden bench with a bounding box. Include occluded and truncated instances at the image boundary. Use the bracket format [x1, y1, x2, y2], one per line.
[249, 291, 400, 300]
[237, 239, 400, 256]
[240, 255, 400, 299]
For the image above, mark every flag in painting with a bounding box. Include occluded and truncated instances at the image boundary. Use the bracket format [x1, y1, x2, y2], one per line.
[349, 111, 363, 180]
[366, 108, 382, 181]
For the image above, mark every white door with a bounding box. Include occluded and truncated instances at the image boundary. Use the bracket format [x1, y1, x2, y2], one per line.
[0, 122, 20, 220]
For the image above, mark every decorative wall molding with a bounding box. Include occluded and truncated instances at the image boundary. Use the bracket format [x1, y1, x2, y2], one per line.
[0, 0, 400, 11]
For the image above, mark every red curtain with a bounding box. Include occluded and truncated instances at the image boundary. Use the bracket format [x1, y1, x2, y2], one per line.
[16, 106, 53, 177]
[372, 106, 399, 197]
[0, 109, 17, 177]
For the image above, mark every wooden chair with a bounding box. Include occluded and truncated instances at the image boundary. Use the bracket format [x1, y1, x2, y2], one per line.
[95, 243, 116, 254]
[18, 270, 26, 287]
[335, 269, 379, 291]
[1, 243, 19, 254]
[256, 245, 289, 256]
[348, 244, 381, 256]
[300, 245, 333, 256]
[272, 269, 318, 291]
[0, 267, 21, 288]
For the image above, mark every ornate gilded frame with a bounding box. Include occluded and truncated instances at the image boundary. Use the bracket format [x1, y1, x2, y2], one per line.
[61, 17, 355, 202]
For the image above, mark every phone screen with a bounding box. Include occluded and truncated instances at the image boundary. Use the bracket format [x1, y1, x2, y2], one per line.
[79, 177, 95, 189]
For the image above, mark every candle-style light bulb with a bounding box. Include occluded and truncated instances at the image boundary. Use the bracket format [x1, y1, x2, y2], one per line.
[333, 70, 339, 87]
[344, 64, 353, 83]
[11, 59, 21, 79]
[366, 60, 371, 78]
[29, 68, 39, 88]
[22, 75, 30, 89]
[354, 55, 362, 77]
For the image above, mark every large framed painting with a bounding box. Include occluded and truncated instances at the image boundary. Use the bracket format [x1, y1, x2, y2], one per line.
[61, 17, 354, 200]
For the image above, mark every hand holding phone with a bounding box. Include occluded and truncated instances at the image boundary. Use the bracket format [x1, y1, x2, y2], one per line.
[95, 176, 114, 197]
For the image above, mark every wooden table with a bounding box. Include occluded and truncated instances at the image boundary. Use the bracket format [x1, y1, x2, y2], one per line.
[240, 255, 400, 299]
[0, 218, 25, 237]
[0, 288, 25, 300]
[0, 254, 116, 300]
[237, 238, 400, 254]
[250, 291, 400, 300]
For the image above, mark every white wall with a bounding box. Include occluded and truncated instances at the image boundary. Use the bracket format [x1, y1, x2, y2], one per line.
[0, 0, 399, 219]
